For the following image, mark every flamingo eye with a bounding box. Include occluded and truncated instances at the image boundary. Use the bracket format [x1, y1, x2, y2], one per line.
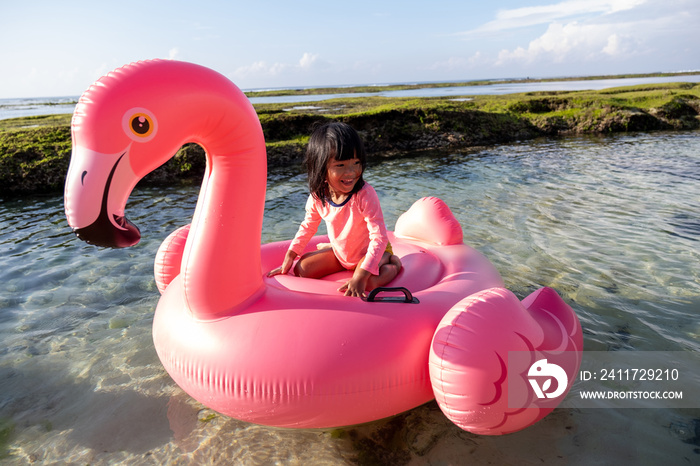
[131, 114, 152, 135]
[122, 108, 157, 142]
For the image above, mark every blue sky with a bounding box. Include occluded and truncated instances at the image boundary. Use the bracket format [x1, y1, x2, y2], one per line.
[1, 0, 698, 98]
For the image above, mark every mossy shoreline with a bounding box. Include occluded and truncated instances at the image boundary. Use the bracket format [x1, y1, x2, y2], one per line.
[1, 81, 699, 197]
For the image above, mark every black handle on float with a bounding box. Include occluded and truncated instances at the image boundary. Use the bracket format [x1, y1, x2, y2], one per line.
[363, 287, 419, 304]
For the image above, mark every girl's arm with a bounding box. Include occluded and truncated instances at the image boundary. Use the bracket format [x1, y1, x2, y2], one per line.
[357, 187, 389, 276]
[289, 196, 323, 256]
[267, 249, 298, 277]
[269, 195, 321, 275]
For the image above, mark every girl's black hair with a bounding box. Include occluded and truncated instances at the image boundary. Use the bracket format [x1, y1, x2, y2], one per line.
[305, 122, 367, 203]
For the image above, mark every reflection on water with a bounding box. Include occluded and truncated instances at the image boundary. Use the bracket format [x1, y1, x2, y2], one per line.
[1, 131, 699, 464]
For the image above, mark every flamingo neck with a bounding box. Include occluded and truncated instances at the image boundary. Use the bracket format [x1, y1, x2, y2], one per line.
[180, 113, 267, 320]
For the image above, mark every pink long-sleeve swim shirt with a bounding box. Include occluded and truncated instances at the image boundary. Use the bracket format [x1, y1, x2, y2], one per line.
[288, 183, 389, 275]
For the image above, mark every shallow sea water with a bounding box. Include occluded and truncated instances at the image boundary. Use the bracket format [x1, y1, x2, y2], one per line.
[4, 74, 700, 120]
[1, 131, 699, 464]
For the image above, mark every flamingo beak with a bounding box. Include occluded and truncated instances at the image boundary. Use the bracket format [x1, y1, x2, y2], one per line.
[73, 213, 140, 248]
[64, 147, 141, 248]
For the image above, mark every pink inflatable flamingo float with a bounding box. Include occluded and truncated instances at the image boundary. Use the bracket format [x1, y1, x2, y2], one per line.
[64, 60, 582, 434]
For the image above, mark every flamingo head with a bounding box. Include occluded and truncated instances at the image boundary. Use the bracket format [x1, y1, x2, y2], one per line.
[64, 59, 246, 248]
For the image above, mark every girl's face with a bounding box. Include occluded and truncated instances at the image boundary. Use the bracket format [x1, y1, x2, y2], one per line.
[326, 154, 362, 200]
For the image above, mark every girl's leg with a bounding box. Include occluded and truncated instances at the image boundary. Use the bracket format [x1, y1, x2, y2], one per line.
[366, 252, 402, 291]
[294, 247, 345, 279]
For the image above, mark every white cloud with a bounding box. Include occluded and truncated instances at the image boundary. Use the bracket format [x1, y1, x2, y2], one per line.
[602, 34, 634, 56]
[465, 0, 648, 34]
[232, 52, 325, 81]
[495, 21, 640, 65]
[428, 53, 487, 73]
[299, 52, 318, 69]
[168, 48, 180, 60]
[237, 60, 275, 78]
[457, 0, 700, 73]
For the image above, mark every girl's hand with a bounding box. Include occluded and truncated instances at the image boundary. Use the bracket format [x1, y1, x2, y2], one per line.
[267, 250, 298, 277]
[338, 268, 370, 298]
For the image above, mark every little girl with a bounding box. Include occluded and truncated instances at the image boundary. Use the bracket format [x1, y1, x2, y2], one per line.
[268, 122, 401, 297]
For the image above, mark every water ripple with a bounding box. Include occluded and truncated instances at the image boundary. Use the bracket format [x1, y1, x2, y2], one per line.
[1, 131, 699, 463]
